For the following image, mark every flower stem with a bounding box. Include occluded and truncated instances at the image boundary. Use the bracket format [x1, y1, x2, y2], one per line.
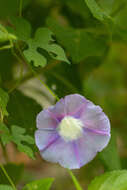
[68, 170, 83, 190]
[19, 0, 23, 17]
[0, 164, 17, 190]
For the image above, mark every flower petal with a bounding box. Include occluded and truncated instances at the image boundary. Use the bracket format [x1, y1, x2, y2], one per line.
[35, 129, 59, 151]
[36, 109, 58, 130]
[80, 101, 110, 133]
[64, 94, 87, 115]
[40, 137, 81, 169]
[50, 94, 87, 118]
[74, 130, 110, 167]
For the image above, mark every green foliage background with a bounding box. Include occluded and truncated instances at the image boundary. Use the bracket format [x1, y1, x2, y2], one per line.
[0, 0, 127, 189]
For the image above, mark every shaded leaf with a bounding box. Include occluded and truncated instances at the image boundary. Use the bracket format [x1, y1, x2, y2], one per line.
[0, 88, 9, 116]
[63, 0, 91, 20]
[0, 50, 15, 83]
[8, 17, 32, 41]
[7, 90, 42, 136]
[47, 18, 107, 63]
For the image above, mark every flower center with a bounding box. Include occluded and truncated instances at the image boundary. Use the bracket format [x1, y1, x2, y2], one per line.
[57, 116, 83, 142]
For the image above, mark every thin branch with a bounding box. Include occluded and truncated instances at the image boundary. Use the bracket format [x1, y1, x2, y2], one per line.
[0, 163, 17, 190]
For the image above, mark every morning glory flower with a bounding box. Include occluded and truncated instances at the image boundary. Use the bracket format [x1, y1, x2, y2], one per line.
[35, 94, 110, 169]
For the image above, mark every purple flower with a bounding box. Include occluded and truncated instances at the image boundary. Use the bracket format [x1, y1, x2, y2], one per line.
[35, 94, 110, 169]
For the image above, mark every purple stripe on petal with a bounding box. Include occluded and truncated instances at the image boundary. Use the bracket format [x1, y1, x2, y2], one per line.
[83, 127, 110, 136]
[46, 109, 60, 123]
[39, 128, 56, 132]
[40, 135, 60, 152]
[73, 142, 81, 168]
[69, 103, 86, 118]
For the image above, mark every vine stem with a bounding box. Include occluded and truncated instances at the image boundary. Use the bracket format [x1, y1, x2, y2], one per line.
[29, 65, 59, 101]
[0, 163, 17, 190]
[19, 0, 23, 17]
[68, 170, 83, 190]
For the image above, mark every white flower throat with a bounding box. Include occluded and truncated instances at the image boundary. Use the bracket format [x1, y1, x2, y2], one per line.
[57, 116, 83, 142]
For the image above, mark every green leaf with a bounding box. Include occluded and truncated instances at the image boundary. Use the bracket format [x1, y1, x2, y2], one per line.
[17, 144, 35, 159]
[99, 129, 121, 171]
[11, 125, 35, 159]
[0, 24, 11, 43]
[0, 88, 9, 116]
[11, 125, 34, 145]
[22, 178, 54, 190]
[0, 163, 24, 185]
[84, 0, 112, 22]
[0, 50, 15, 83]
[97, 0, 115, 14]
[0, 185, 13, 190]
[23, 27, 70, 67]
[88, 170, 127, 190]
[44, 62, 81, 98]
[8, 17, 32, 41]
[113, 2, 127, 30]
[63, 0, 91, 20]
[0, 122, 35, 158]
[0, 123, 11, 145]
[47, 18, 107, 63]
[7, 90, 42, 136]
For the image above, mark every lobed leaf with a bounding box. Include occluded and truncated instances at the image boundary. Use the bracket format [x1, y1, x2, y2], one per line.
[23, 27, 70, 67]
[11, 125, 35, 159]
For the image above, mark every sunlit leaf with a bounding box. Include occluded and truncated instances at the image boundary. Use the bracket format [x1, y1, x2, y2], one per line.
[22, 178, 54, 190]
[84, 0, 112, 22]
[0, 185, 13, 190]
[88, 170, 127, 190]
